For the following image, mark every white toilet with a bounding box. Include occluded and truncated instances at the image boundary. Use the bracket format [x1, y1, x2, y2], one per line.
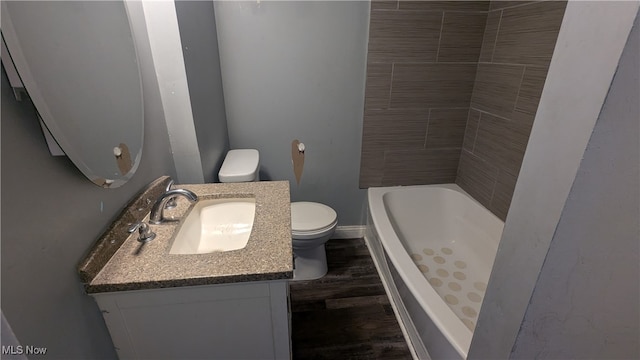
[219, 149, 337, 281]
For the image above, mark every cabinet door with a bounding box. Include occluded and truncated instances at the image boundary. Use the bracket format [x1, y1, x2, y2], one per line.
[94, 283, 279, 359]
[269, 281, 291, 360]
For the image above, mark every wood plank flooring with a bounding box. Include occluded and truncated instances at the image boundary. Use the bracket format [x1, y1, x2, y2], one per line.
[290, 238, 413, 360]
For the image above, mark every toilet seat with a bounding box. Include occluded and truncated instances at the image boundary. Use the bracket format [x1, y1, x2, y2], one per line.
[291, 202, 337, 237]
[292, 222, 338, 239]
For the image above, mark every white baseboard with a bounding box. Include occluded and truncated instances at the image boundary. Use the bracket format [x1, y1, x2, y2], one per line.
[332, 225, 366, 239]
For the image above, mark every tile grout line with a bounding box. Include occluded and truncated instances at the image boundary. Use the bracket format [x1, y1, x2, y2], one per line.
[490, 10, 503, 63]
[477, 61, 545, 68]
[471, 107, 514, 123]
[468, 6, 495, 122]
[387, 62, 395, 109]
[374, 6, 489, 14]
[376, 107, 470, 111]
[512, 65, 528, 118]
[423, 108, 432, 149]
[462, 107, 473, 153]
[435, 11, 445, 62]
[391, 61, 486, 65]
[472, 111, 481, 153]
[384, 61, 546, 67]
[461, 146, 491, 166]
[492, 1, 544, 12]
[384, 146, 464, 153]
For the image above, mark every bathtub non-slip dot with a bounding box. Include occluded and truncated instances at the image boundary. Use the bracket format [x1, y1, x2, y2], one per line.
[448, 282, 462, 291]
[462, 319, 475, 331]
[462, 306, 477, 318]
[410, 253, 423, 261]
[418, 264, 429, 273]
[444, 294, 459, 305]
[454, 260, 467, 269]
[436, 269, 449, 277]
[433, 256, 446, 264]
[429, 278, 443, 287]
[441, 247, 453, 255]
[423, 248, 435, 256]
[467, 292, 482, 303]
[474, 282, 487, 292]
[453, 271, 466, 280]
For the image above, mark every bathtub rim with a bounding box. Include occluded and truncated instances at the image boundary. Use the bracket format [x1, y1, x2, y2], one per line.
[368, 183, 502, 358]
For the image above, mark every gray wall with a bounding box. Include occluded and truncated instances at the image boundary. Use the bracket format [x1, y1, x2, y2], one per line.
[214, 1, 369, 225]
[175, 1, 230, 183]
[1, 53, 175, 359]
[511, 11, 639, 358]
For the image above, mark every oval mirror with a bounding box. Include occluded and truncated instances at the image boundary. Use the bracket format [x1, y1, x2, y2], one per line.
[2, 1, 143, 188]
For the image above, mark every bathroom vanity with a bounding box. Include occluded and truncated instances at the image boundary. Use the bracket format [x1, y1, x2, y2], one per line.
[92, 281, 289, 359]
[78, 177, 293, 359]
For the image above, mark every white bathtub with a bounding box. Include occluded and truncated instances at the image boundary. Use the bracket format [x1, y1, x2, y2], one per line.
[365, 184, 504, 359]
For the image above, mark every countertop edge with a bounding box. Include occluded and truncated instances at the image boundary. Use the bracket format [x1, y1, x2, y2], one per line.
[85, 270, 293, 294]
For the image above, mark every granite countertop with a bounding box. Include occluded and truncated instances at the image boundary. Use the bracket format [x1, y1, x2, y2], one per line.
[78, 177, 293, 293]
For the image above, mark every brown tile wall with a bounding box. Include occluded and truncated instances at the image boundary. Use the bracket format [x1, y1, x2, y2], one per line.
[360, 0, 566, 220]
[457, 1, 566, 220]
[360, 0, 489, 187]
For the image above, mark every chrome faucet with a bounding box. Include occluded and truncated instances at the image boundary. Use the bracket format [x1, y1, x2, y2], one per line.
[164, 179, 178, 209]
[150, 188, 198, 224]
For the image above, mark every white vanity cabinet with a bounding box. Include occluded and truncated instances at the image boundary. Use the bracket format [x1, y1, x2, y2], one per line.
[92, 280, 291, 360]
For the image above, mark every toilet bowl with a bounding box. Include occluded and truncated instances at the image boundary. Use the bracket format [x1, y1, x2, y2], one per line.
[291, 201, 337, 281]
[219, 149, 337, 281]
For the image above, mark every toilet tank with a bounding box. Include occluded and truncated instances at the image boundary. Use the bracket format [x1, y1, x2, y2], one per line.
[218, 149, 260, 182]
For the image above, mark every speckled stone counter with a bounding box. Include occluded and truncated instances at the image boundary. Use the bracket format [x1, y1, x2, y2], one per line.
[79, 178, 293, 293]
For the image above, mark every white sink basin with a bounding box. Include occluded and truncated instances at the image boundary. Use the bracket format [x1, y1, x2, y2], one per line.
[169, 198, 256, 255]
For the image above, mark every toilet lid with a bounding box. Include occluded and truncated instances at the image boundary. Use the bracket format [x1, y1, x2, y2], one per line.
[219, 149, 259, 182]
[291, 202, 337, 232]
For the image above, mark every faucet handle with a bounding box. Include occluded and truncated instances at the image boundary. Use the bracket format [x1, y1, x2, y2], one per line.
[128, 222, 156, 243]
